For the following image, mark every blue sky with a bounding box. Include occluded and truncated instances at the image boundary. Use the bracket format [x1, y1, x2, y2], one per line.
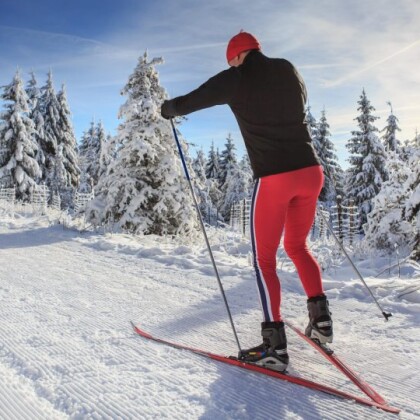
[1, 0, 419, 168]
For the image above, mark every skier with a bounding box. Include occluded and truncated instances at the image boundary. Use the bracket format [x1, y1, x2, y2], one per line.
[161, 31, 333, 371]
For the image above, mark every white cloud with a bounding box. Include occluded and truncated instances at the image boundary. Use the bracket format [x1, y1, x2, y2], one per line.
[324, 38, 420, 88]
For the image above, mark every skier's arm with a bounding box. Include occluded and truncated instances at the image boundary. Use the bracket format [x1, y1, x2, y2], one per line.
[161, 68, 240, 118]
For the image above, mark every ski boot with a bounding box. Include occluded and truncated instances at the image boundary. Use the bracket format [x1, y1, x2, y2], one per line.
[305, 294, 333, 345]
[239, 321, 289, 372]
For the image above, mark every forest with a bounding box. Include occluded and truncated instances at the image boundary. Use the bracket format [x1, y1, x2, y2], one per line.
[0, 53, 419, 260]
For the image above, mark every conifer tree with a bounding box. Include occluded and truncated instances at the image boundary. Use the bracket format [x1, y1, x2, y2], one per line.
[314, 109, 341, 204]
[192, 149, 207, 183]
[381, 102, 401, 153]
[95, 128, 110, 179]
[192, 149, 219, 224]
[56, 85, 80, 188]
[98, 133, 114, 180]
[364, 151, 412, 253]
[25, 72, 45, 181]
[49, 144, 68, 197]
[78, 121, 97, 192]
[218, 134, 239, 220]
[79, 121, 96, 157]
[220, 162, 251, 220]
[239, 153, 254, 194]
[219, 133, 237, 187]
[204, 142, 223, 215]
[95, 121, 107, 179]
[87, 52, 196, 235]
[345, 89, 388, 231]
[25, 72, 40, 112]
[403, 133, 420, 260]
[0, 70, 41, 199]
[400, 130, 418, 163]
[305, 105, 318, 139]
[205, 141, 220, 180]
[39, 70, 61, 186]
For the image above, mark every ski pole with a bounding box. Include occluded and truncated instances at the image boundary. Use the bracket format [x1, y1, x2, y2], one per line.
[317, 207, 392, 321]
[169, 118, 243, 352]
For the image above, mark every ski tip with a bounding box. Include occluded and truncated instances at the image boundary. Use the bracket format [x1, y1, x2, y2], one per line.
[130, 320, 141, 334]
[130, 321, 154, 339]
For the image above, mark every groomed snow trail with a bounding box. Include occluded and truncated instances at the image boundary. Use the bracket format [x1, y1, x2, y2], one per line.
[0, 216, 419, 419]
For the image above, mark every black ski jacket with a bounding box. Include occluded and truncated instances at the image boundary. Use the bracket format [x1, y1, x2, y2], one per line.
[166, 50, 320, 178]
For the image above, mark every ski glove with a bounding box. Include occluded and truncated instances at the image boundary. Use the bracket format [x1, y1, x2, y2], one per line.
[161, 99, 177, 120]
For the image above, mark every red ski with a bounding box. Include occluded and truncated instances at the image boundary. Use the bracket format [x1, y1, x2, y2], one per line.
[284, 320, 387, 405]
[130, 322, 399, 414]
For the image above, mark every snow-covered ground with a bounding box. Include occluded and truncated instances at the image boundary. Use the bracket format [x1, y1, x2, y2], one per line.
[1, 211, 419, 419]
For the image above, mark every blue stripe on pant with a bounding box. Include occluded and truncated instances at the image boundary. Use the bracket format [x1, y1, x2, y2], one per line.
[250, 178, 271, 321]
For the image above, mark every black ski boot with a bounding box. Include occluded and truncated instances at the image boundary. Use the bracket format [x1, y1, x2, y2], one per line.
[239, 321, 289, 372]
[305, 295, 333, 344]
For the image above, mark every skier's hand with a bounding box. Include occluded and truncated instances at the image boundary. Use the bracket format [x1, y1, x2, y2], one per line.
[161, 100, 176, 120]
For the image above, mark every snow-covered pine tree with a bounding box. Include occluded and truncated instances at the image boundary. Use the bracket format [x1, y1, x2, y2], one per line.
[49, 144, 68, 197]
[78, 121, 97, 192]
[204, 141, 223, 215]
[314, 109, 342, 205]
[219, 133, 237, 187]
[56, 84, 80, 189]
[97, 130, 113, 181]
[218, 134, 240, 220]
[192, 148, 207, 182]
[381, 102, 401, 153]
[205, 141, 220, 180]
[78, 164, 92, 193]
[87, 52, 197, 235]
[220, 161, 252, 221]
[364, 151, 413, 254]
[207, 178, 223, 221]
[192, 148, 219, 224]
[239, 153, 254, 194]
[400, 131, 416, 164]
[25, 71, 45, 181]
[0, 70, 41, 199]
[79, 120, 96, 157]
[305, 104, 318, 139]
[345, 89, 388, 231]
[89, 131, 117, 199]
[403, 133, 420, 260]
[78, 119, 105, 192]
[95, 121, 108, 178]
[39, 70, 61, 187]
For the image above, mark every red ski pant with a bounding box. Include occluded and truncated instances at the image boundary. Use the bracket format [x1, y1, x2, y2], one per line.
[250, 165, 324, 322]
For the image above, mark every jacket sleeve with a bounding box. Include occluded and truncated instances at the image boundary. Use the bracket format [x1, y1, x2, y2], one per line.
[171, 68, 240, 116]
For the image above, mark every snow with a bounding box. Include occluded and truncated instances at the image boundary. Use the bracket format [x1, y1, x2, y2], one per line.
[1, 212, 419, 419]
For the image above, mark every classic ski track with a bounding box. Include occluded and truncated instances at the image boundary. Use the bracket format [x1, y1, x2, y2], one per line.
[0, 362, 67, 420]
[283, 320, 387, 405]
[130, 322, 400, 414]
[0, 223, 414, 418]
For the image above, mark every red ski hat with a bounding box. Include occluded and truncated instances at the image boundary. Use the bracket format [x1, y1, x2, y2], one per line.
[226, 31, 261, 63]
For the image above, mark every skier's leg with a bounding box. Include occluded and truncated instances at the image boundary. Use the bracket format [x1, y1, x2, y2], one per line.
[283, 166, 324, 297]
[250, 176, 289, 322]
[282, 166, 333, 343]
[243, 174, 294, 370]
